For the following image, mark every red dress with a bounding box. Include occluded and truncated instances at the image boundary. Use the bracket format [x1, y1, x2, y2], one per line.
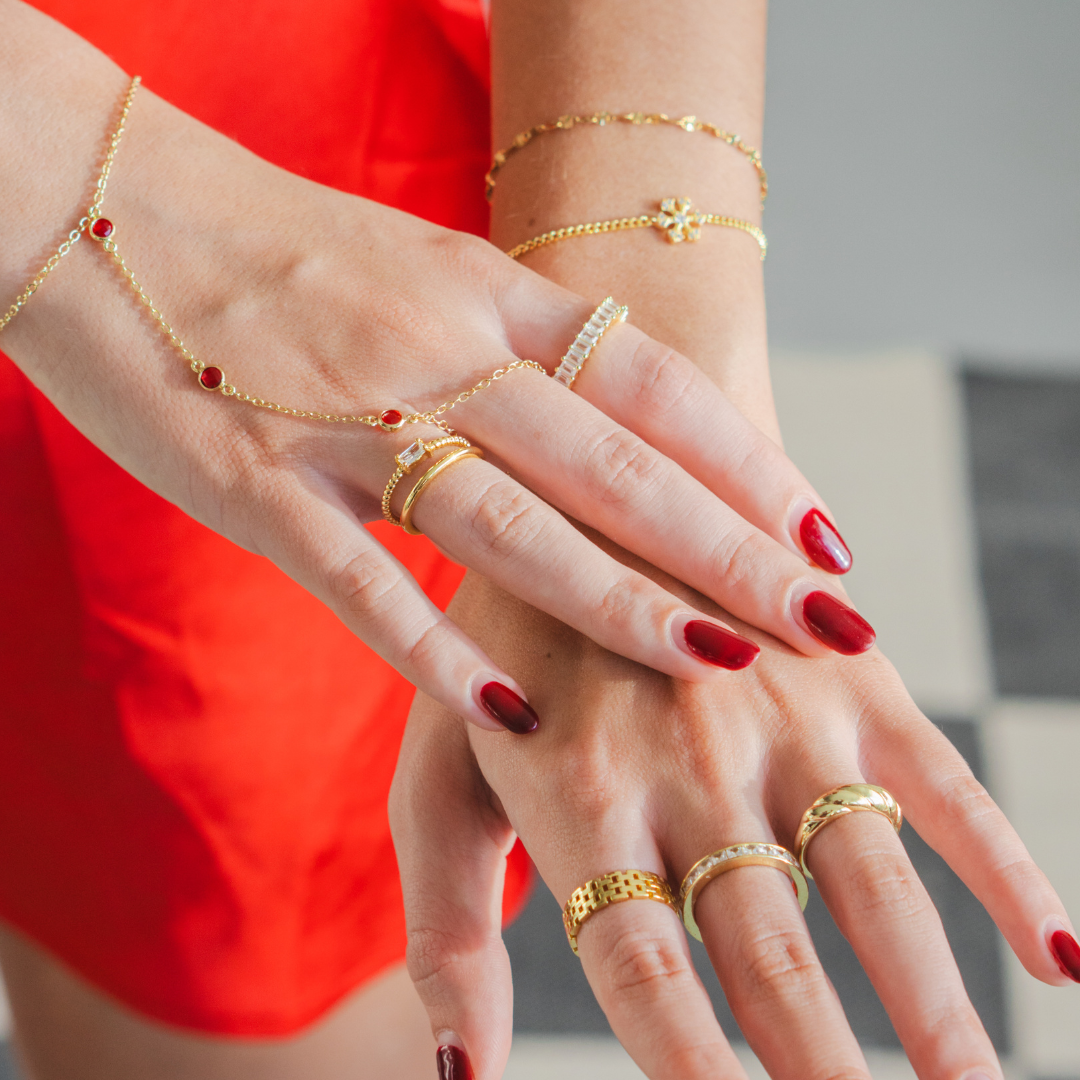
[0, 0, 529, 1036]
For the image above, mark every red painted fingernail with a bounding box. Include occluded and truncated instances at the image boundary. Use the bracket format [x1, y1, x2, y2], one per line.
[802, 590, 876, 654]
[479, 682, 539, 734]
[437, 1044, 474, 1080]
[1051, 929, 1080, 982]
[800, 508, 852, 574]
[683, 620, 760, 670]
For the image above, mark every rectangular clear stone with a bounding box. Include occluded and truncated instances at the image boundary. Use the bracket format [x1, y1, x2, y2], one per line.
[398, 441, 426, 468]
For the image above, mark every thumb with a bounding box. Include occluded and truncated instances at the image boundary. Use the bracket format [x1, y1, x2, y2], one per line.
[389, 691, 519, 1080]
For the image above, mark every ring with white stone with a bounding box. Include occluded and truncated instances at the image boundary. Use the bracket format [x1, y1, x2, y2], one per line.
[553, 296, 629, 389]
[678, 843, 809, 941]
[381, 435, 473, 527]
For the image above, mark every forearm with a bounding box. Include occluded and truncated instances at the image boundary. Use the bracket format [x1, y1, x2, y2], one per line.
[490, 0, 777, 439]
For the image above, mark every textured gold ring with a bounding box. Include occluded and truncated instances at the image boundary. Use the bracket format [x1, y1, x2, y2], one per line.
[562, 870, 678, 956]
[793, 784, 903, 878]
[381, 436, 472, 527]
[399, 446, 485, 536]
[678, 844, 808, 942]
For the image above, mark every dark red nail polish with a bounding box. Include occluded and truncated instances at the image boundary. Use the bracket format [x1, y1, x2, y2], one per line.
[683, 620, 760, 670]
[799, 508, 852, 574]
[479, 682, 539, 734]
[437, 1044, 474, 1080]
[1051, 930, 1080, 982]
[802, 591, 876, 655]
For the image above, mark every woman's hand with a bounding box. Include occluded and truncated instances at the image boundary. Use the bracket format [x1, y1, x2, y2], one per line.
[390, 567, 1076, 1080]
[2, 6, 873, 733]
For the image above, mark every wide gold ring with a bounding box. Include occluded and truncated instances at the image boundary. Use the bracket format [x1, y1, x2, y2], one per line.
[793, 783, 903, 878]
[399, 446, 484, 536]
[562, 869, 678, 956]
[678, 843, 808, 942]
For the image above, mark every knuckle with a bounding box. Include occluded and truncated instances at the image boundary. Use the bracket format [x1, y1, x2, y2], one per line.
[628, 343, 697, 417]
[405, 922, 489, 1001]
[711, 526, 766, 592]
[737, 924, 822, 1003]
[594, 574, 655, 635]
[581, 428, 665, 509]
[845, 852, 928, 924]
[328, 548, 400, 619]
[933, 769, 997, 829]
[465, 478, 548, 564]
[600, 927, 697, 1004]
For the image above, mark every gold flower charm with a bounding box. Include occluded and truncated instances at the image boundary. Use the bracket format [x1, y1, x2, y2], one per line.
[655, 197, 702, 243]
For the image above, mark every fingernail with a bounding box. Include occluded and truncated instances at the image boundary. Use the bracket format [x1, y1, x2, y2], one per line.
[681, 619, 760, 670]
[1050, 929, 1080, 982]
[479, 681, 539, 734]
[799, 507, 852, 574]
[801, 590, 876, 654]
[960, 1072, 996, 1080]
[436, 1044, 474, 1080]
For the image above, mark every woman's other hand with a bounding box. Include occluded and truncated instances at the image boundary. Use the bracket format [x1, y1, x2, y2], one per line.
[391, 569, 1076, 1080]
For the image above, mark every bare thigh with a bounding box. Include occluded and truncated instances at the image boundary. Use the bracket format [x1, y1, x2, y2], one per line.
[0, 923, 434, 1080]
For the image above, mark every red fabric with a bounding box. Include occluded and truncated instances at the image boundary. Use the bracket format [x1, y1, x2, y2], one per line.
[0, 0, 531, 1036]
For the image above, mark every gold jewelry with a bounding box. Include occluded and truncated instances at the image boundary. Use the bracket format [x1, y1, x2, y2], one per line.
[1, 76, 141, 332]
[678, 844, 808, 942]
[0, 78, 547, 430]
[382, 437, 471, 526]
[554, 297, 628, 389]
[487, 111, 767, 205]
[793, 784, 903, 879]
[507, 197, 766, 262]
[399, 446, 485, 536]
[562, 870, 678, 956]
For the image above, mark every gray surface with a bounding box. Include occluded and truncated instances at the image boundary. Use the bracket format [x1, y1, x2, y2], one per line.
[0, 1044, 22, 1080]
[764, 1, 1080, 362]
[505, 721, 1007, 1051]
[965, 371, 1080, 697]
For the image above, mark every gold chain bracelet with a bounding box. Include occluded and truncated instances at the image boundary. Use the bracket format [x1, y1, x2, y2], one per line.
[0, 76, 547, 434]
[487, 111, 767, 204]
[507, 196, 766, 262]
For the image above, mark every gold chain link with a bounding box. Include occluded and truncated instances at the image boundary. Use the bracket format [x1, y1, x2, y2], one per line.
[487, 110, 767, 204]
[3, 75, 549, 431]
[507, 199, 767, 261]
[0, 77, 141, 333]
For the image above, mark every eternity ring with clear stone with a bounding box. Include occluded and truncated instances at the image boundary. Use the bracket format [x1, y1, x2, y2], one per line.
[678, 843, 809, 941]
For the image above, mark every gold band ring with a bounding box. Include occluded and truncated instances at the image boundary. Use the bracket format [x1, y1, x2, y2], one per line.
[562, 870, 678, 956]
[793, 784, 903, 878]
[400, 446, 484, 536]
[678, 843, 808, 942]
[381, 436, 472, 527]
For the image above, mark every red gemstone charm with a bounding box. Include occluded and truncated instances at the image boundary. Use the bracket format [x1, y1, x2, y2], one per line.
[198, 367, 225, 390]
[90, 218, 114, 240]
[379, 409, 404, 431]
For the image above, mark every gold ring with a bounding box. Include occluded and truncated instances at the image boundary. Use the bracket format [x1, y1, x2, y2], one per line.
[793, 784, 903, 878]
[678, 843, 808, 942]
[553, 297, 628, 389]
[381, 436, 472, 527]
[400, 446, 484, 536]
[562, 870, 678, 956]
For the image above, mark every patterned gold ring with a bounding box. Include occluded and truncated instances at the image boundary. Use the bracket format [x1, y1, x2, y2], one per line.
[381, 436, 473, 528]
[793, 784, 903, 879]
[562, 870, 678, 956]
[678, 844, 808, 942]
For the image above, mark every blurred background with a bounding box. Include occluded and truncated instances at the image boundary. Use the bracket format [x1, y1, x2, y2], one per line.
[0, 3, 1075, 1078]
[501, 2, 1080, 1078]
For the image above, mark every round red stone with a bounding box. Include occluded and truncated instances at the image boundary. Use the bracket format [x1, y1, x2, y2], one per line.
[199, 367, 224, 390]
[90, 218, 113, 239]
[380, 409, 403, 428]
